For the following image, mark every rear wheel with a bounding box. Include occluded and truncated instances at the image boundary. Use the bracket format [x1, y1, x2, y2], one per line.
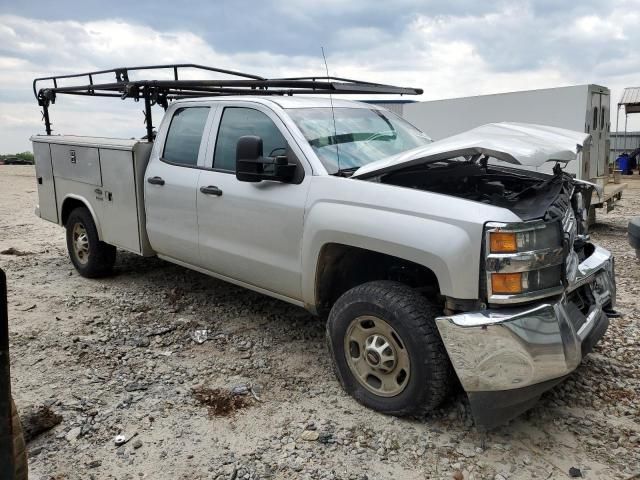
[326, 280, 452, 416]
[65, 207, 116, 278]
[12, 398, 28, 480]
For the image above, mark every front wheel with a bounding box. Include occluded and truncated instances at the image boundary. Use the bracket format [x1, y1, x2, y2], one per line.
[65, 207, 116, 278]
[326, 280, 452, 416]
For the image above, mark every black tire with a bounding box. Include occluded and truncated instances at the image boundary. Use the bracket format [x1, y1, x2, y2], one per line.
[12, 398, 28, 480]
[629, 217, 640, 239]
[65, 207, 116, 278]
[327, 280, 452, 416]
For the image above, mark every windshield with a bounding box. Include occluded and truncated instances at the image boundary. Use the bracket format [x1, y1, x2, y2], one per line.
[287, 107, 432, 173]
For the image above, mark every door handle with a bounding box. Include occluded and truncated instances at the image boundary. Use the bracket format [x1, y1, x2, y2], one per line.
[200, 185, 223, 196]
[147, 176, 165, 186]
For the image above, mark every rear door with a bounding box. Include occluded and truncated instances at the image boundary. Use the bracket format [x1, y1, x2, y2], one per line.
[144, 104, 214, 265]
[196, 103, 311, 300]
[598, 92, 610, 176]
[587, 89, 609, 178]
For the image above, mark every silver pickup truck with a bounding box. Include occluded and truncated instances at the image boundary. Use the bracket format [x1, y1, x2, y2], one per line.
[31, 65, 616, 427]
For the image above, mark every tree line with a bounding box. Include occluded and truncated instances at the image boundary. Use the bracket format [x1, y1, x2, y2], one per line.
[0, 152, 34, 162]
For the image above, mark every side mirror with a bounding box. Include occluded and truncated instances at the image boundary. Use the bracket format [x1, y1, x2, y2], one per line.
[236, 135, 297, 183]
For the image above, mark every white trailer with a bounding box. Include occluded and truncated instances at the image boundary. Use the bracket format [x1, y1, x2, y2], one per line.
[401, 85, 608, 179]
[384, 85, 624, 216]
[372, 85, 626, 218]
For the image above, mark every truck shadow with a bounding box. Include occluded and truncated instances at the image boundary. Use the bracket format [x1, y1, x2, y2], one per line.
[109, 250, 468, 418]
[111, 250, 608, 434]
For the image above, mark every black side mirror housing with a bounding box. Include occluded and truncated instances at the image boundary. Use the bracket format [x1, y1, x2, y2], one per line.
[236, 135, 297, 183]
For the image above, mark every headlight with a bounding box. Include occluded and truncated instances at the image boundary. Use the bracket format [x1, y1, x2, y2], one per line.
[488, 224, 562, 254]
[484, 221, 565, 304]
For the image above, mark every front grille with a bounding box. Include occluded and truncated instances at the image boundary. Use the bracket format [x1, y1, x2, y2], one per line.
[545, 179, 572, 221]
[562, 207, 578, 246]
[562, 205, 579, 284]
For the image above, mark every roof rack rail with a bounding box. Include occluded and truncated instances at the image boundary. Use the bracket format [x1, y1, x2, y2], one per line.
[33, 63, 423, 139]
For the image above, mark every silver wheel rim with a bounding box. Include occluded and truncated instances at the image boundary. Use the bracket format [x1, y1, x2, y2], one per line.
[72, 222, 90, 265]
[344, 315, 410, 397]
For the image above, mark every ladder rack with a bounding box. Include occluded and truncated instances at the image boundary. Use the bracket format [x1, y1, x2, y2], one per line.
[33, 64, 423, 140]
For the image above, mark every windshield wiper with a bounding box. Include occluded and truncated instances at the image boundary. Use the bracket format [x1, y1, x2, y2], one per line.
[333, 166, 360, 177]
[309, 132, 395, 148]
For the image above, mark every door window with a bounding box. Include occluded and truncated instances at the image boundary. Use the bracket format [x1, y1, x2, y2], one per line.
[163, 107, 210, 166]
[213, 107, 287, 171]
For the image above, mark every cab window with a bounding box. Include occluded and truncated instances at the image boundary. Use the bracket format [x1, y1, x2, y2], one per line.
[213, 107, 287, 172]
[163, 107, 210, 166]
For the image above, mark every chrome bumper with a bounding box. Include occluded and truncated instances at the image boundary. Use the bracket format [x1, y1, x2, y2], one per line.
[436, 244, 615, 394]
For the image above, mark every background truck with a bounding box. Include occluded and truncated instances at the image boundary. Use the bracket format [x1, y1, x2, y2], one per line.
[30, 65, 617, 427]
[371, 85, 625, 220]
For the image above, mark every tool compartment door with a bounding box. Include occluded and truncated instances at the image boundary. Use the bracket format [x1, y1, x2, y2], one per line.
[50, 144, 102, 185]
[33, 142, 59, 223]
[99, 148, 142, 254]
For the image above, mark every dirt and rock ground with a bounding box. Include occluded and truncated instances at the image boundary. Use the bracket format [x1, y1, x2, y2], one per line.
[0, 164, 638, 480]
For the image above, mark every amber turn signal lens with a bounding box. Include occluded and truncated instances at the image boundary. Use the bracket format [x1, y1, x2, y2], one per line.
[491, 273, 523, 294]
[490, 232, 517, 253]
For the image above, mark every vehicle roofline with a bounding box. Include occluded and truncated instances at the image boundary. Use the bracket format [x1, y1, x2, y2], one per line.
[171, 96, 384, 108]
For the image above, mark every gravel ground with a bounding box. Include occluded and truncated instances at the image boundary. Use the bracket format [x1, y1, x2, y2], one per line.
[0, 165, 638, 480]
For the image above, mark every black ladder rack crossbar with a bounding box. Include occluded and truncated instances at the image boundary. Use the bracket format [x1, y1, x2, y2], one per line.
[33, 64, 423, 139]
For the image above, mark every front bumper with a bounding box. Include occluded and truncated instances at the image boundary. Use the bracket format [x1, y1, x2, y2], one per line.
[435, 243, 615, 428]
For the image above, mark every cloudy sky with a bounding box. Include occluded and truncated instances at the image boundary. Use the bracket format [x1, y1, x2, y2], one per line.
[1, 0, 639, 153]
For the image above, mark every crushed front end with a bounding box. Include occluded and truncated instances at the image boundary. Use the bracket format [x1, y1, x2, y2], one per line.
[435, 177, 616, 428]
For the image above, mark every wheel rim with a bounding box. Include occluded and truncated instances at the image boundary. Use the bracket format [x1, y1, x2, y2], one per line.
[72, 222, 90, 265]
[344, 315, 410, 397]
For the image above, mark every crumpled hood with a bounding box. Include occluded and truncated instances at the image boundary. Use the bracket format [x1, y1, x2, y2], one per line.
[352, 122, 590, 179]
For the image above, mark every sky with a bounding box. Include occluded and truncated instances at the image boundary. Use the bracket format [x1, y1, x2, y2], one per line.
[1, 0, 640, 153]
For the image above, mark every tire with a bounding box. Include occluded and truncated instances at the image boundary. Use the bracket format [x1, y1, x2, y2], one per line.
[12, 398, 28, 480]
[629, 217, 640, 239]
[326, 280, 452, 416]
[629, 218, 640, 256]
[65, 207, 116, 278]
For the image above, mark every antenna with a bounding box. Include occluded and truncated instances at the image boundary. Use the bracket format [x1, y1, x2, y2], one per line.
[321, 47, 341, 173]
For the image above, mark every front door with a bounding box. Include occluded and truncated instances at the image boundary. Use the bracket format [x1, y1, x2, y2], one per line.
[145, 105, 212, 265]
[197, 104, 311, 300]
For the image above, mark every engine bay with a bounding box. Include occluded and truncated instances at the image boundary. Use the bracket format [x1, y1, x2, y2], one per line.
[378, 159, 578, 221]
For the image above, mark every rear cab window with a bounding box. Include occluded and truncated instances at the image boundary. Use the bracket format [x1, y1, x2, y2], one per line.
[163, 107, 210, 166]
